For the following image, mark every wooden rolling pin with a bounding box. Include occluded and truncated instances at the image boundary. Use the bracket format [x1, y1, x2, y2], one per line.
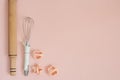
[8, 0, 17, 76]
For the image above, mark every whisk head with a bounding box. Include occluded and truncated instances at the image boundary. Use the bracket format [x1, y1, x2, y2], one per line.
[23, 17, 34, 42]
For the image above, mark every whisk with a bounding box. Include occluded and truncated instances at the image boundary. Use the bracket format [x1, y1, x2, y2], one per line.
[23, 17, 34, 76]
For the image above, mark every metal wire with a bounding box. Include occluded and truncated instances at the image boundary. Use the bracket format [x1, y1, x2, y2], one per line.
[23, 17, 34, 42]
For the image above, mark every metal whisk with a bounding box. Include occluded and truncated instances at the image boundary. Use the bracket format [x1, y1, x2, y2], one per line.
[23, 17, 34, 76]
[23, 17, 34, 42]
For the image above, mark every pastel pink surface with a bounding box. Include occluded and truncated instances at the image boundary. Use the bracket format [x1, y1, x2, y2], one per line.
[0, 0, 120, 80]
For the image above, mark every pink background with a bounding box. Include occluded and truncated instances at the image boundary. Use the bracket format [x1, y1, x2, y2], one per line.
[0, 0, 120, 80]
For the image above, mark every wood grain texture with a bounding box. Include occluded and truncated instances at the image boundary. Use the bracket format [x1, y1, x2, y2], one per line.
[8, 0, 17, 76]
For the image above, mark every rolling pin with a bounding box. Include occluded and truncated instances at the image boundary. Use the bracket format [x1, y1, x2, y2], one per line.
[8, 0, 17, 76]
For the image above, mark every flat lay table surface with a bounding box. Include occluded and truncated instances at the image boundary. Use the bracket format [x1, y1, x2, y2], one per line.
[0, 0, 120, 80]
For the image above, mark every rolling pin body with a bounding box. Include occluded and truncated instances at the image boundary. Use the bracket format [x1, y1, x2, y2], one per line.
[8, 0, 17, 76]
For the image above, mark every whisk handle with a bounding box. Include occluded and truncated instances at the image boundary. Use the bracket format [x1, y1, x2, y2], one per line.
[24, 43, 30, 76]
